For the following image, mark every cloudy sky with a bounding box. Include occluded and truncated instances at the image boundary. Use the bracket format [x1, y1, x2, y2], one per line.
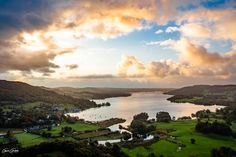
[0, 0, 236, 87]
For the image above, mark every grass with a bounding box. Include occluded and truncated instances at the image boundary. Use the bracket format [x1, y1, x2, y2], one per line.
[44, 121, 100, 136]
[123, 120, 236, 157]
[15, 132, 48, 147]
[14, 132, 77, 147]
[11, 121, 99, 147]
[123, 140, 177, 157]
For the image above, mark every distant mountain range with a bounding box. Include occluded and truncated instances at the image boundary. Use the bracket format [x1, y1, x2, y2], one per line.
[0, 80, 95, 109]
[166, 85, 236, 106]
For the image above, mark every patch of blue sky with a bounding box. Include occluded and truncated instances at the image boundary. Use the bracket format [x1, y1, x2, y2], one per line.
[206, 39, 233, 54]
[177, 3, 199, 12]
[200, 0, 228, 9]
[80, 22, 181, 63]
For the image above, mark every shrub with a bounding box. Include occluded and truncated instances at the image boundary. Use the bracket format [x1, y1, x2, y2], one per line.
[190, 138, 196, 144]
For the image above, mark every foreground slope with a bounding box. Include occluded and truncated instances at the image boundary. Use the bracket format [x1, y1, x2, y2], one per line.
[0, 80, 95, 109]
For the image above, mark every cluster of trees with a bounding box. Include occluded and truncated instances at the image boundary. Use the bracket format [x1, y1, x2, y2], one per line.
[216, 106, 236, 124]
[130, 112, 155, 138]
[61, 126, 73, 134]
[97, 102, 111, 107]
[192, 109, 211, 119]
[129, 111, 172, 137]
[12, 141, 127, 157]
[177, 116, 191, 120]
[156, 112, 171, 122]
[195, 121, 232, 136]
[211, 146, 236, 157]
[0, 107, 62, 128]
[41, 132, 52, 138]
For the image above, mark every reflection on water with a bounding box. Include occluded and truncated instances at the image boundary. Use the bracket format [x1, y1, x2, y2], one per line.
[69, 92, 224, 125]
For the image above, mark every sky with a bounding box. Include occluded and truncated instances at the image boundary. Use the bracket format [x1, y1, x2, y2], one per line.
[0, 0, 236, 88]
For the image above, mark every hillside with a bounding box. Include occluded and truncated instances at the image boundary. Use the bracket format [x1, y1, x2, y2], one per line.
[165, 85, 236, 106]
[0, 80, 96, 109]
[47, 87, 172, 100]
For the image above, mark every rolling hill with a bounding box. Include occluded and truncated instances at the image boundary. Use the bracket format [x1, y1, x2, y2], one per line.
[0, 80, 96, 109]
[165, 85, 236, 106]
[46, 87, 172, 99]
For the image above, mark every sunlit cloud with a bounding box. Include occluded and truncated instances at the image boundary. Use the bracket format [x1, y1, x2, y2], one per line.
[66, 64, 79, 70]
[155, 30, 164, 34]
[166, 27, 179, 33]
[118, 38, 236, 80]
[0, 0, 236, 87]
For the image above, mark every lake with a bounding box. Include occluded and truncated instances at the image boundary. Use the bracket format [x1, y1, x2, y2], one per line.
[68, 92, 224, 126]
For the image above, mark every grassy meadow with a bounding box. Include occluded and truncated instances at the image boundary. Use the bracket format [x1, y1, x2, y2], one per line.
[123, 120, 236, 157]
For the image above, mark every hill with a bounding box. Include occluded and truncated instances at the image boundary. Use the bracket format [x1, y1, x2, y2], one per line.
[165, 85, 236, 106]
[0, 80, 96, 109]
[46, 87, 172, 99]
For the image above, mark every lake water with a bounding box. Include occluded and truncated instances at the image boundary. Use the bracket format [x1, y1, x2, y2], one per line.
[69, 92, 224, 126]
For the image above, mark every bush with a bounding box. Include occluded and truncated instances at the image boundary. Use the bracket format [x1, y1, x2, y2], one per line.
[211, 146, 236, 157]
[61, 126, 73, 134]
[190, 138, 196, 144]
[122, 132, 132, 141]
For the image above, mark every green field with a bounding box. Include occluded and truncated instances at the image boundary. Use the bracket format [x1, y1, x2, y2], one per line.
[44, 121, 100, 136]
[123, 120, 236, 157]
[15, 132, 77, 147]
[15, 132, 48, 147]
[13, 121, 99, 147]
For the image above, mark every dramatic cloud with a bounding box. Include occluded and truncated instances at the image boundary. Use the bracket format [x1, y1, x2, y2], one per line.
[0, 0, 236, 86]
[119, 39, 236, 79]
[177, 9, 236, 49]
[0, 32, 74, 75]
[0, 0, 206, 41]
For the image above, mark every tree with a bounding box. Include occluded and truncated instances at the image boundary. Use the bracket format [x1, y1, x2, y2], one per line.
[42, 131, 51, 138]
[47, 125, 52, 131]
[105, 142, 112, 147]
[156, 112, 171, 122]
[147, 125, 156, 132]
[130, 120, 148, 137]
[122, 132, 131, 141]
[190, 138, 196, 144]
[6, 130, 13, 138]
[195, 110, 210, 119]
[62, 126, 73, 134]
[195, 121, 232, 136]
[148, 153, 156, 157]
[172, 116, 176, 121]
[211, 146, 236, 157]
[191, 113, 196, 118]
[133, 112, 149, 122]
